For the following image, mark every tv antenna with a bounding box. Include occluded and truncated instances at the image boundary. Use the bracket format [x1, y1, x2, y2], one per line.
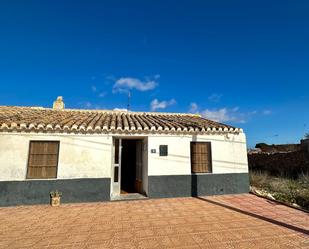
[127, 91, 131, 111]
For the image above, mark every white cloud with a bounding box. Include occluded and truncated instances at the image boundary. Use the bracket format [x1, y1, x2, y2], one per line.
[79, 101, 105, 110]
[232, 106, 239, 112]
[208, 93, 222, 102]
[189, 101, 261, 123]
[113, 108, 128, 112]
[150, 98, 176, 111]
[189, 102, 199, 113]
[98, 92, 107, 98]
[263, 110, 272, 115]
[91, 85, 106, 98]
[201, 107, 247, 123]
[113, 76, 158, 93]
[91, 85, 97, 92]
[84, 102, 92, 108]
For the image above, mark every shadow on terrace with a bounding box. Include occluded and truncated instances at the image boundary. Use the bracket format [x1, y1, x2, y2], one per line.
[194, 196, 309, 236]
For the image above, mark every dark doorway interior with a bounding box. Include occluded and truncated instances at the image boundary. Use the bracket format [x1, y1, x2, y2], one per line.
[121, 139, 139, 194]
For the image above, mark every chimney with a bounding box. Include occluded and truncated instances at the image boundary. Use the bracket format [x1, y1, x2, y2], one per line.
[53, 96, 65, 110]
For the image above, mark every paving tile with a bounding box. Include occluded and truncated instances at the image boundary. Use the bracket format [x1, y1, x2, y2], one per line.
[0, 194, 308, 248]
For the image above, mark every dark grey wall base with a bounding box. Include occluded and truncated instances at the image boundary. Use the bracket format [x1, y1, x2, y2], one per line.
[0, 178, 110, 206]
[1, 174, 248, 206]
[148, 173, 249, 198]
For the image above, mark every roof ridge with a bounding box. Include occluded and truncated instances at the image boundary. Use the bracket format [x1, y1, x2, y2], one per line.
[0, 105, 201, 117]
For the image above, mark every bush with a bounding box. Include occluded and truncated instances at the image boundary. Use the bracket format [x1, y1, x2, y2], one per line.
[250, 171, 309, 210]
[249, 171, 270, 189]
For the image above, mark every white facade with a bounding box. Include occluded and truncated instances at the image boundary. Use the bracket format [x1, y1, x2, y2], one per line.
[148, 133, 248, 175]
[0, 132, 248, 181]
[0, 133, 112, 181]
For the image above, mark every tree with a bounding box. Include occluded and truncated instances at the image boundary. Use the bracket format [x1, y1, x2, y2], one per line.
[305, 132, 309, 139]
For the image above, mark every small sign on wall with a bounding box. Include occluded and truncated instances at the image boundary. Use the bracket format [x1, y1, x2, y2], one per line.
[151, 149, 156, 153]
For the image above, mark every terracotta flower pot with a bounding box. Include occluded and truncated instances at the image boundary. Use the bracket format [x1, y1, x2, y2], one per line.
[50, 196, 61, 207]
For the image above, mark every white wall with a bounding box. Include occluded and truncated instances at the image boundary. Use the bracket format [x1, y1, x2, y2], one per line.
[147, 133, 248, 176]
[0, 131, 248, 181]
[0, 133, 112, 181]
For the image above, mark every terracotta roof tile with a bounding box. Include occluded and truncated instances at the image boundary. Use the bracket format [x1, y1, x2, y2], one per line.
[0, 106, 241, 134]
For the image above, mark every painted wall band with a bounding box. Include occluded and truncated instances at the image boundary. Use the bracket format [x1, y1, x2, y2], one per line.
[148, 173, 249, 198]
[0, 174, 249, 206]
[0, 178, 110, 206]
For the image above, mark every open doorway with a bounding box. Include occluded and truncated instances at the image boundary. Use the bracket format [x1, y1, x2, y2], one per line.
[111, 137, 148, 200]
[121, 139, 144, 195]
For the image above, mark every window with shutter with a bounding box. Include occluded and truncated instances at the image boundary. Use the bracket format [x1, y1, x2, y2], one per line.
[191, 142, 212, 173]
[27, 141, 59, 179]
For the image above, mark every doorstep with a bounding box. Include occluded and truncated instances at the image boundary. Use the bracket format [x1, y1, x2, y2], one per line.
[111, 193, 148, 201]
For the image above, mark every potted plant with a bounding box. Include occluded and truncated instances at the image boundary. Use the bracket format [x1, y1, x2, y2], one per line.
[50, 190, 62, 207]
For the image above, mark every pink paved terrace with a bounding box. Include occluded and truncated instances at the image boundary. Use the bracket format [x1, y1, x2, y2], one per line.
[0, 194, 308, 249]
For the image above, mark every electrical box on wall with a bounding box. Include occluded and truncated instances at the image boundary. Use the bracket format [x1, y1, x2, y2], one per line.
[159, 145, 168, 156]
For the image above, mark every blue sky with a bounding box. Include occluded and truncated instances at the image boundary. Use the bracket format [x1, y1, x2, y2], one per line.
[0, 0, 308, 147]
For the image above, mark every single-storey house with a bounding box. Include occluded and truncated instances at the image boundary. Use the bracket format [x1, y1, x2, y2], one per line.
[0, 97, 249, 206]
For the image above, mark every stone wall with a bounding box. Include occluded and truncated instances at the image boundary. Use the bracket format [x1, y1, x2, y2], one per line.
[255, 143, 301, 153]
[248, 151, 309, 178]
